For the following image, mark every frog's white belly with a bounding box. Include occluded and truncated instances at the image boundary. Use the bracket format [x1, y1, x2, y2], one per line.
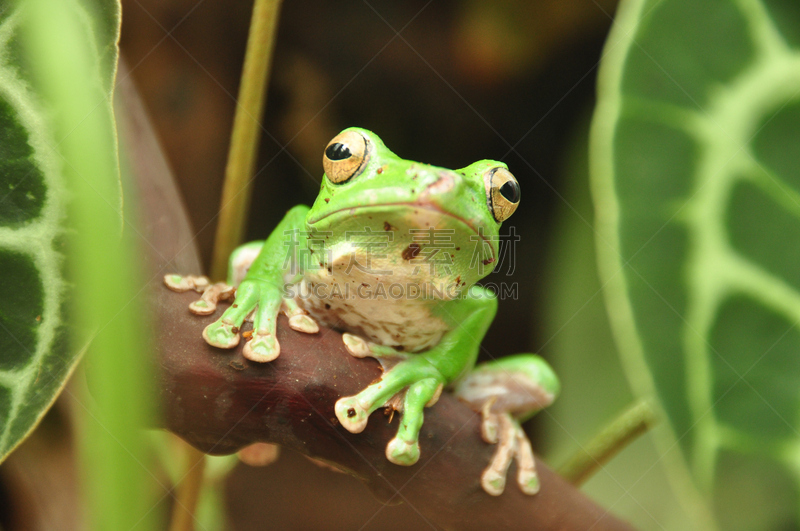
[294, 248, 452, 352]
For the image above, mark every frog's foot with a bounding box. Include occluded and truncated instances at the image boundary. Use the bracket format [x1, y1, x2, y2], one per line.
[163, 274, 235, 316]
[164, 274, 210, 293]
[202, 320, 240, 349]
[478, 409, 540, 496]
[198, 279, 283, 358]
[242, 331, 280, 363]
[189, 282, 235, 315]
[283, 297, 319, 334]
[335, 358, 444, 466]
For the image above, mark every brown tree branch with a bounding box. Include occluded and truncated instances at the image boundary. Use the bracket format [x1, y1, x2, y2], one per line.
[154, 287, 631, 531]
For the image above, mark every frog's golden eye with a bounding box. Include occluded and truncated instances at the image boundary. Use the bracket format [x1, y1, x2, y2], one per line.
[485, 167, 520, 222]
[323, 130, 369, 184]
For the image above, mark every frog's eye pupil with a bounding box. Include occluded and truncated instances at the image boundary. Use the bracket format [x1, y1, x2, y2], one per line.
[500, 180, 520, 203]
[326, 143, 351, 161]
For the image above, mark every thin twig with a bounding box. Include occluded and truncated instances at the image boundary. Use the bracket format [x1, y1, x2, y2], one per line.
[168, 443, 207, 531]
[558, 400, 658, 486]
[210, 0, 283, 280]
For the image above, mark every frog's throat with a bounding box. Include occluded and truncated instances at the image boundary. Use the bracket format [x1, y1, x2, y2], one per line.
[306, 202, 497, 258]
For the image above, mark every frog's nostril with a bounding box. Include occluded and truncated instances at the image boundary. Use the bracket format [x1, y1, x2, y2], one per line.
[423, 171, 456, 197]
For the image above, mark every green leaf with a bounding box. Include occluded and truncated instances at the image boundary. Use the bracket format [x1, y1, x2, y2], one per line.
[541, 118, 699, 530]
[592, 0, 800, 527]
[0, 0, 120, 462]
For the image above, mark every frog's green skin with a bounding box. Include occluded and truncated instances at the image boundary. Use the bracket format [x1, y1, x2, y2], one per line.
[181, 128, 559, 491]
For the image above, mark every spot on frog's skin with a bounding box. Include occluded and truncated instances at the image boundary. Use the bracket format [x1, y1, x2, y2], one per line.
[325, 198, 330, 203]
[402, 243, 421, 260]
[483, 258, 495, 266]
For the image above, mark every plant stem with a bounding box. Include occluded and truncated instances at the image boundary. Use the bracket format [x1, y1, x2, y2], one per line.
[558, 400, 658, 486]
[210, 0, 284, 281]
[169, 443, 207, 531]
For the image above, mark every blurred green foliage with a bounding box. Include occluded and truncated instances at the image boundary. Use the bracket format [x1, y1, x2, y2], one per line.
[0, 0, 121, 463]
[542, 119, 698, 530]
[591, 0, 800, 528]
[18, 0, 160, 528]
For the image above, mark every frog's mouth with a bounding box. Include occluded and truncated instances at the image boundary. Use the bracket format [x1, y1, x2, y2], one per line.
[307, 203, 497, 259]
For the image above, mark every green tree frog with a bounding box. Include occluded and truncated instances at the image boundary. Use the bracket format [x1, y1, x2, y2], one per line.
[166, 128, 559, 495]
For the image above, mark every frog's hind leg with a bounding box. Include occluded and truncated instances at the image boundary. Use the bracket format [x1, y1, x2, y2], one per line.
[454, 353, 559, 496]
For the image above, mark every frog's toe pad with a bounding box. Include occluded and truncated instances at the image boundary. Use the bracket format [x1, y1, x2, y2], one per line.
[243, 333, 280, 363]
[386, 437, 420, 466]
[288, 314, 319, 334]
[334, 397, 369, 433]
[189, 299, 216, 316]
[518, 470, 540, 495]
[203, 322, 240, 349]
[481, 468, 506, 496]
[164, 274, 209, 292]
[342, 333, 371, 358]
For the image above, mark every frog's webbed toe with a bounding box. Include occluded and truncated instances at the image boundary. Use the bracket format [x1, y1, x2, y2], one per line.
[342, 333, 371, 358]
[202, 320, 241, 349]
[341, 334, 409, 368]
[386, 437, 420, 466]
[288, 314, 318, 333]
[164, 274, 210, 293]
[514, 429, 540, 495]
[190, 283, 235, 315]
[283, 297, 319, 334]
[243, 332, 280, 362]
[334, 396, 370, 433]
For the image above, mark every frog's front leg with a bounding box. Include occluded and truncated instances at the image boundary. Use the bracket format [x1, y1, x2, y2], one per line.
[454, 354, 560, 496]
[203, 205, 315, 361]
[335, 286, 497, 466]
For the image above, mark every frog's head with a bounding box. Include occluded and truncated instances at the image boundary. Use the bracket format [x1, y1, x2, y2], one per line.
[306, 128, 520, 283]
